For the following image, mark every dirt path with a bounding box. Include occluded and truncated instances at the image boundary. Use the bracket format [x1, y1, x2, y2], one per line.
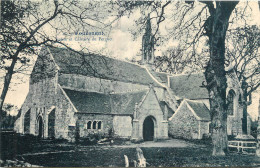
[111, 139, 203, 148]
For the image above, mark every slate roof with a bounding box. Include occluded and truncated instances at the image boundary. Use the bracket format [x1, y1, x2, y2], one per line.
[154, 72, 168, 83]
[169, 73, 209, 99]
[159, 101, 175, 118]
[110, 91, 148, 115]
[48, 47, 162, 87]
[186, 100, 210, 121]
[63, 88, 148, 115]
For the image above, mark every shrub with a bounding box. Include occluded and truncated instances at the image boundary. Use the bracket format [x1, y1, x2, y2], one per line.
[79, 132, 106, 145]
[1, 132, 39, 160]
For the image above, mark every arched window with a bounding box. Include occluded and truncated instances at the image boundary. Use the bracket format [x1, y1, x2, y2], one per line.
[227, 90, 236, 115]
[24, 109, 31, 134]
[87, 121, 92, 129]
[93, 121, 97, 129]
[98, 121, 102, 129]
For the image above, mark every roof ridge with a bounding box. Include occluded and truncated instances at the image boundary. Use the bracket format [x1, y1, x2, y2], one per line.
[186, 99, 206, 104]
[63, 87, 149, 95]
[136, 88, 152, 110]
[169, 72, 204, 77]
[110, 89, 149, 95]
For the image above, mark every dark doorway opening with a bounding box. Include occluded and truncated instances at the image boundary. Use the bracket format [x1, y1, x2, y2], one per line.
[48, 109, 55, 138]
[38, 116, 43, 138]
[143, 116, 154, 141]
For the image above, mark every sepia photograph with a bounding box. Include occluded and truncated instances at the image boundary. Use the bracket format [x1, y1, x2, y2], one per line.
[0, 0, 260, 167]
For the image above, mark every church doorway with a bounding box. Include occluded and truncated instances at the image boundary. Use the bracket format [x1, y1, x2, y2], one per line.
[143, 116, 155, 141]
[38, 116, 44, 138]
[48, 109, 55, 138]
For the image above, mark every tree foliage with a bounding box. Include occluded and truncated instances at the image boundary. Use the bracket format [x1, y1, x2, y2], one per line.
[226, 25, 260, 100]
[0, 0, 113, 113]
[115, 1, 259, 156]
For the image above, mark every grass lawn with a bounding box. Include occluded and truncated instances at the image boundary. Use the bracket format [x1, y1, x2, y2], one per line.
[1, 132, 260, 167]
[20, 147, 260, 167]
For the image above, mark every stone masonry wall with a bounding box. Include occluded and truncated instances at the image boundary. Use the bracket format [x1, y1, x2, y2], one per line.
[14, 76, 58, 136]
[113, 116, 132, 138]
[58, 74, 165, 101]
[14, 76, 77, 140]
[75, 114, 114, 138]
[226, 72, 244, 136]
[199, 121, 210, 139]
[55, 86, 77, 139]
[168, 102, 200, 139]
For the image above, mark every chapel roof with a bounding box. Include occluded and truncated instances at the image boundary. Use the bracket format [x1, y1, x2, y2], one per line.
[154, 71, 168, 84]
[63, 88, 148, 115]
[47, 47, 162, 87]
[159, 101, 175, 117]
[169, 73, 209, 100]
[186, 100, 210, 121]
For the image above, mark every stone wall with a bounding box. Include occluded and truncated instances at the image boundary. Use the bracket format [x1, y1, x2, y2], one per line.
[75, 113, 114, 138]
[68, 114, 133, 140]
[168, 102, 200, 139]
[226, 72, 244, 136]
[199, 121, 210, 139]
[113, 116, 132, 138]
[14, 76, 77, 140]
[227, 104, 243, 136]
[58, 74, 166, 101]
[14, 76, 57, 135]
[247, 116, 251, 135]
[55, 85, 77, 139]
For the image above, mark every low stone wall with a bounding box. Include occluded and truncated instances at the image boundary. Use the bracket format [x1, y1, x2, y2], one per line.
[0, 160, 42, 167]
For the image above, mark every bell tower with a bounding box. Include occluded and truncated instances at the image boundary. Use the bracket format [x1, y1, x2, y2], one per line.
[142, 14, 155, 65]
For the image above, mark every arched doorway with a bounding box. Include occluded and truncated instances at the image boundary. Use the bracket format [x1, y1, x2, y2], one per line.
[38, 116, 43, 138]
[48, 109, 55, 138]
[143, 116, 155, 141]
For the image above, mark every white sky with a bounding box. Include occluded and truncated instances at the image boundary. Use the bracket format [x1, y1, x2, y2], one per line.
[1, 1, 259, 119]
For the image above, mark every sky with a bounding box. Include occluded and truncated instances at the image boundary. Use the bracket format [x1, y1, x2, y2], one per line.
[1, 1, 259, 120]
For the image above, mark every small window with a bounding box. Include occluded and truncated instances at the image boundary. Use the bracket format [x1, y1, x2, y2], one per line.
[98, 121, 102, 129]
[93, 121, 97, 129]
[87, 121, 92, 129]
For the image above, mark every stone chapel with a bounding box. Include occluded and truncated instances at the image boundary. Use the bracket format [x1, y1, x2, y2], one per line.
[14, 17, 251, 141]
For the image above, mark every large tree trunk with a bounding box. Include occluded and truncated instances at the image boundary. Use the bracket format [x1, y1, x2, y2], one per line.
[204, 1, 238, 156]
